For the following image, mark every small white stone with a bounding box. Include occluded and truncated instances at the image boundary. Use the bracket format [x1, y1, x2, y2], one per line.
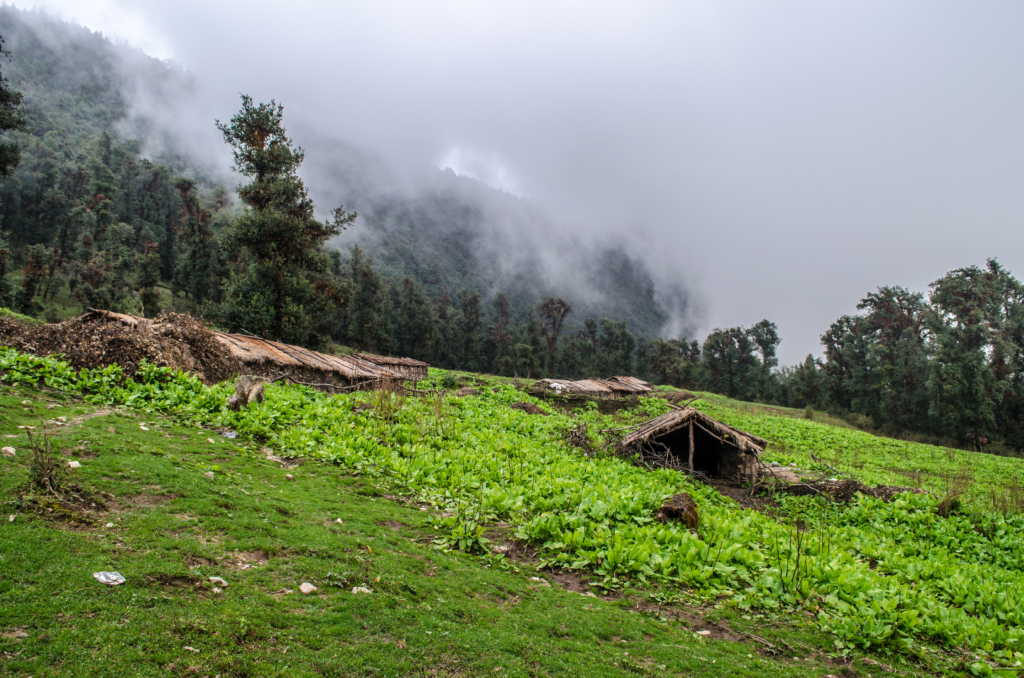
[204, 471, 215, 480]
[1, 446, 14, 457]
[351, 586, 372, 594]
[8, 515, 14, 522]
[209, 576, 227, 587]
[335, 518, 344, 524]
[285, 474, 294, 481]
[212, 587, 222, 594]
[139, 425, 149, 431]
[105, 522, 114, 528]
[68, 460, 81, 469]
[206, 438, 215, 444]
[696, 630, 712, 637]
[300, 582, 318, 594]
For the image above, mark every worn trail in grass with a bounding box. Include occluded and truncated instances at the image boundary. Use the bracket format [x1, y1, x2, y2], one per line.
[0, 384, 863, 678]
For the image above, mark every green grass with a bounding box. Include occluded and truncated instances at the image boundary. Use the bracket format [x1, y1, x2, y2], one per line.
[3, 349, 1019, 676]
[0, 384, 854, 677]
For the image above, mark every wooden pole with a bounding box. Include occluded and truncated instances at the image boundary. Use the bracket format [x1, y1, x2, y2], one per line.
[688, 421, 695, 473]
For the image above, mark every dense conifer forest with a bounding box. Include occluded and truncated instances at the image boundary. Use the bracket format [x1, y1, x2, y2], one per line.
[2, 6, 1024, 456]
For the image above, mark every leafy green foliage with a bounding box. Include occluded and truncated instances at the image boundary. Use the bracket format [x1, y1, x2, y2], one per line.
[3, 345, 1024, 672]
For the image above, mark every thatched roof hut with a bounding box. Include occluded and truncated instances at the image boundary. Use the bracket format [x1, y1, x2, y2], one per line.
[353, 353, 429, 381]
[619, 408, 766, 483]
[210, 332, 403, 391]
[531, 376, 652, 399]
[80, 309, 427, 392]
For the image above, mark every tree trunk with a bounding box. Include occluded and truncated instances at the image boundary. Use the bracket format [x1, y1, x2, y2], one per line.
[688, 421, 695, 473]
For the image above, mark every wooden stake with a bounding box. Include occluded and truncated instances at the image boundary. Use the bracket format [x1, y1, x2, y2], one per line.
[688, 421, 695, 472]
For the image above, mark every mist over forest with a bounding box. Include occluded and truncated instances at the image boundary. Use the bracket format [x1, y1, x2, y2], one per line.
[3, 5, 1024, 456]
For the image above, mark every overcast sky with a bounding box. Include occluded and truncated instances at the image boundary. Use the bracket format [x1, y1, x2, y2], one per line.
[22, 0, 1024, 363]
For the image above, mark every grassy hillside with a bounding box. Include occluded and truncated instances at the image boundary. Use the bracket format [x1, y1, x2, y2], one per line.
[3, 347, 1024, 675]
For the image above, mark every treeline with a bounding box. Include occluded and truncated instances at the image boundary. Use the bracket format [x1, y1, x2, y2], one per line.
[791, 260, 1024, 456]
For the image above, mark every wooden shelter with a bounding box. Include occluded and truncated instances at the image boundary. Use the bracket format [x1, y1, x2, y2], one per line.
[211, 333, 405, 392]
[80, 309, 428, 392]
[353, 353, 429, 382]
[531, 376, 652, 400]
[619, 408, 766, 483]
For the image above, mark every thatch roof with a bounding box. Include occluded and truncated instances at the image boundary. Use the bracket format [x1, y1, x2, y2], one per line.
[532, 376, 652, 398]
[620, 407, 767, 456]
[353, 352, 430, 380]
[211, 332, 400, 382]
[80, 309, 417, 386]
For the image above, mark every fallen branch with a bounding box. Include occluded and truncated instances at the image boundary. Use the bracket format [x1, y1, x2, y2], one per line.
[810, 453, 847, 477]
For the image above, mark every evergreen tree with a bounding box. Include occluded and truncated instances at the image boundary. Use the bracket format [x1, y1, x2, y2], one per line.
[217, 95, 355, 345]
[0, 33, 26, 178]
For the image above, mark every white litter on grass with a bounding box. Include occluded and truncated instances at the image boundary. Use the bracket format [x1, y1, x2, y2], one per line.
[335, 518, 344, 524]
[8, 515, 14, 522]
[139, 425, 150, 431]
[209, 577, 227, 587]
[300, 582, 318, 594]
[184, 646, 199, 653]
[105, 522, 114, 528]
[93, 572, 125, 585]
[530, 577, 551, 587]
[204, 471, 215, 480]
[206, 438, 215, 444]
[351, 586, 372, 594]
[68, 460, 81, 469]
[696, 630, 712, 637]
[2, 446, 14, 457]
[285, 474, 294, 481]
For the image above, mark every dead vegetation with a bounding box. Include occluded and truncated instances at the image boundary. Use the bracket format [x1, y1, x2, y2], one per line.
[0, 311, 239, 384]
[20, 428, 106, 523]
[510, 402, 549, 416]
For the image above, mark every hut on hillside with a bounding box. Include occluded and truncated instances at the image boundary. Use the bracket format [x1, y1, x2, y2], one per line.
[531, 376, 653, 400]
[618, 408, 766, 483]
[353, 353, 429, 382]
[211, 332, 405, 392]
[79, 309, 427, 392]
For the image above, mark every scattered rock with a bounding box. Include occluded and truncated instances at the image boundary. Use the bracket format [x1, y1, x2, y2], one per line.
[139, 425, 150, 431]
[455, 387, 481, 397]
[206, 438, 215, 444]
[285, 474, 295, 481]
[212, 587, 223, 594]
[8, 515, 14, 522]
[184, 645, 200, 653]
[204, 471, 215, 480]
[1, 446, 14, 457]
[696, 630, 712, 637]
[351, 586, 372, 594]
[107, 426, 116, 434]
[68, 460, 81, 469]
[300, 582, 318, 594]
[335, 518, 344, 524]
[105, 522, 114, 528]
[530, 577, 551, 587]
[209, 576, 227, 587]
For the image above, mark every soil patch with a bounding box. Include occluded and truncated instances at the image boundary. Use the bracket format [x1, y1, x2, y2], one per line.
[510, 402, 549, 416]
[150, 573, 202, 588]
[128, 493, 176, 507]
[455, 387, 480, 397]
[768, 478, 931, 502]
[376, 519, 407, 531]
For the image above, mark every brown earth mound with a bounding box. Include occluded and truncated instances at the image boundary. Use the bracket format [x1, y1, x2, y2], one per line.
[455, 387, 481, 397]
[0, 312, 239, 384]
[511, 401, 549, 416]
[659, 492, 698, 529]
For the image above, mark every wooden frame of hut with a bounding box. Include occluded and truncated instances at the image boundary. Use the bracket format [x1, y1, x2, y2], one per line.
[531, 376, 652, 400]
[353, 353, 429, 382]
[619, 408, 766, 483]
